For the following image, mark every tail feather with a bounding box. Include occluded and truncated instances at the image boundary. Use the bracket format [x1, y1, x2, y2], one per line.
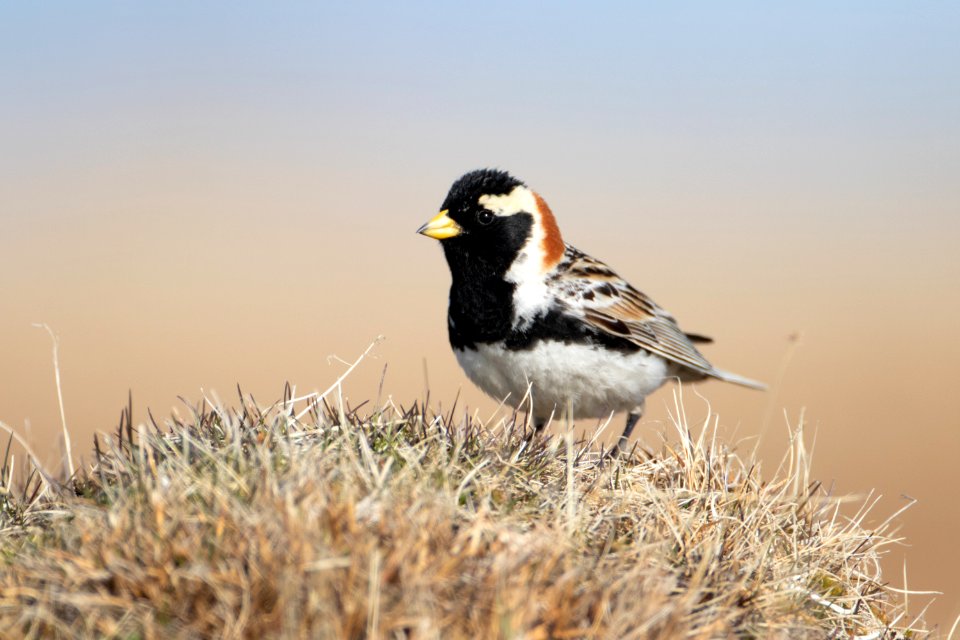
[709, 368, 767, 391]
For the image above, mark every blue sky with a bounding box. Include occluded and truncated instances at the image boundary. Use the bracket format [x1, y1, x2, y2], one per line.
[3, 2, 958, 237]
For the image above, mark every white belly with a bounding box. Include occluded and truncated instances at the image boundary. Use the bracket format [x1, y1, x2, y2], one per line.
[454, 341, 670, 420]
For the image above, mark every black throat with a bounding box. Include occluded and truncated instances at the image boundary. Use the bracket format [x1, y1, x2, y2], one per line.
[443, 234, 522, 350]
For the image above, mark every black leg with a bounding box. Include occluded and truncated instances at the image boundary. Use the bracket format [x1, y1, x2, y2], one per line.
[524, 417, 547, 441]
[613, 402, 645, 455]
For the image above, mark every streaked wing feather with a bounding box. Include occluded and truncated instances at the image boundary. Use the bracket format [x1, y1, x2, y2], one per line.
[646, 318, 715, 373]
[554, 245, 714, 375]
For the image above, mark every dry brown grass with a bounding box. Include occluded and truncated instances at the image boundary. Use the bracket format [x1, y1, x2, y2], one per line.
[0, 385, 932, 639]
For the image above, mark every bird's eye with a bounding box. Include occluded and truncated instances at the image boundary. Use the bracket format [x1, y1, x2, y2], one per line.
[477, 210, 494, 226]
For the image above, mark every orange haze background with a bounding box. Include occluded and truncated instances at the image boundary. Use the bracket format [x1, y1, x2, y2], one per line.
[2, 3, 958, 628]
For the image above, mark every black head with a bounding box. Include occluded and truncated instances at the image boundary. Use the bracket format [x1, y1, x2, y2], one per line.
[440, 169, 525, 216]
[418, 168, 567, 282]
[416, 169, 539, 270]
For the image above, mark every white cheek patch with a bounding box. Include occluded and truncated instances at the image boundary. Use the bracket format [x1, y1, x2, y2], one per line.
[478, 187, 552, 327]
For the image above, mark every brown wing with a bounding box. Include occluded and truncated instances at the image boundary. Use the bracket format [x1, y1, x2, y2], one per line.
[552, 246, 716, 375]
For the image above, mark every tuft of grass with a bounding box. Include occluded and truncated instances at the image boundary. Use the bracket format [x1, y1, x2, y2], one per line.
[0, 389, 932, 639]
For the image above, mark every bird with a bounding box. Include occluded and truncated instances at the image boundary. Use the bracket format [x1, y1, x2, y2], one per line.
[417, 169, 764, 451]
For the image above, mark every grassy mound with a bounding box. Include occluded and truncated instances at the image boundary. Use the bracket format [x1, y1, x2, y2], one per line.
[0, 390, 925, 638]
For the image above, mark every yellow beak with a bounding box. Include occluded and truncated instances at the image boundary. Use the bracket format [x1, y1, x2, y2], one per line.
[416, 210, 462, 240]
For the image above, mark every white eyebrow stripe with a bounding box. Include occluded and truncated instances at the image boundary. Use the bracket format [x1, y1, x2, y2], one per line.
[478, 186, 539, 217]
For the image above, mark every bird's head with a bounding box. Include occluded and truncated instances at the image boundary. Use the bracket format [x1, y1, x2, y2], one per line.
[417, 169, 565, 275]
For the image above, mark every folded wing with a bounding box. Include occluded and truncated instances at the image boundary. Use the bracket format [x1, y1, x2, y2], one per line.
[551, 246, 764, 389]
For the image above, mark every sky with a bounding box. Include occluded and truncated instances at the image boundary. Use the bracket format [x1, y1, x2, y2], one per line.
[2, 1, 959, 628]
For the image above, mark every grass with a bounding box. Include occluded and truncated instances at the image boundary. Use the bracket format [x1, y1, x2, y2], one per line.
[0, 379, 937, 639]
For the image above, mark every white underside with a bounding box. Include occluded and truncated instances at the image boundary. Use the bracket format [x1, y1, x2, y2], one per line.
[454, 341, 673, 420]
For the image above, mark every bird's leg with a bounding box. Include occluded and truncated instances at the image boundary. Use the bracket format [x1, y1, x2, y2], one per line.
[520, 416, 547, 443]
[613, 401, 644, 455]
